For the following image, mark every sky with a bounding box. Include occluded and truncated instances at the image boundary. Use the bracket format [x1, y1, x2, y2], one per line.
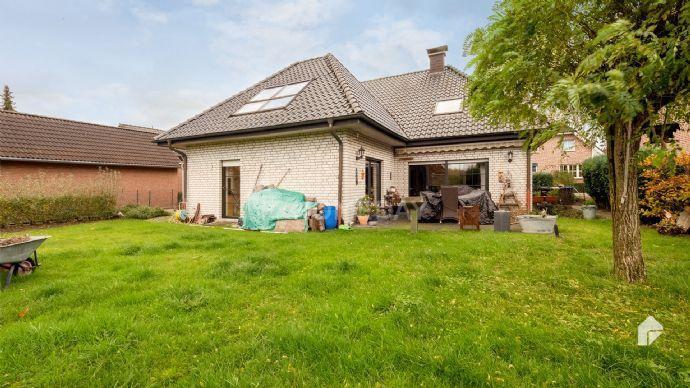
[0, 0, 495, 130]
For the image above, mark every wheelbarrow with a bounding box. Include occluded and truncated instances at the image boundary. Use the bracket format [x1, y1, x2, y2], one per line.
[0, 236, 50, 289]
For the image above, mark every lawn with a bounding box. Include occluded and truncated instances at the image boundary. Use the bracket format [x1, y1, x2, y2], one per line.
[0, 219, 688, 386]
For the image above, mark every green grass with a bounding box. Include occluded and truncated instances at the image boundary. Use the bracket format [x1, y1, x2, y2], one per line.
[0, 219, 688, 386]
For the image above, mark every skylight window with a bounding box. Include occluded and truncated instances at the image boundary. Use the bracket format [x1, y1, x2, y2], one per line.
[434, 98, 463, 114]
[235, 81, 309, 115]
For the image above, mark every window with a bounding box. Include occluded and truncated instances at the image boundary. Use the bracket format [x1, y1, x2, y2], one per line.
[408, 161, 488, 196]
[562, 139, 575, 152]
[234, 81, 309, 115]
[434, 98, 463, 114]
[532, 163, 538, 173]
[560, 164, 582, 179]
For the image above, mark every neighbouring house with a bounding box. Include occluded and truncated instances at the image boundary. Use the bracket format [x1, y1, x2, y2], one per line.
[530, 132, 603, 183]
[156, 46, 531, 223]
[0, 110, 182, 207]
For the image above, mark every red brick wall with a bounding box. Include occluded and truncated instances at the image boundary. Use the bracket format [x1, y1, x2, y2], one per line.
[530, 133, 594, 182]
[0, 161, 181, 208]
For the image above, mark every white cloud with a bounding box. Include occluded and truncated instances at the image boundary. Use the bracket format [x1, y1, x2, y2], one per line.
[131, 6, 169, 24]
[340, 19, 446, 79]
[209, 0, 348, 80]
[191, 0, 219, 6]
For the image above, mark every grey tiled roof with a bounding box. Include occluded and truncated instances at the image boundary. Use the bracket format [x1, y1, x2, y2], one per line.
[158, 55, 512, 142]
[362, 66, 510, 140]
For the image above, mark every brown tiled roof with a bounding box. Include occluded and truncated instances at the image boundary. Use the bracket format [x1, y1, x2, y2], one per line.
[362, 66, 511, 140]
[157, 55, 513, 143]
[156, 54, 404, 142]
[0, 110, 180, 168]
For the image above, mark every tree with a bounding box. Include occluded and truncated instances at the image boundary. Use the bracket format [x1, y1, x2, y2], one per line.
[2, 85, 16, 111]
[466, 1, 690, 282]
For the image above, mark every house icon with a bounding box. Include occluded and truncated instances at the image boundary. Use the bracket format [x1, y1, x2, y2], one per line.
[638, 316, 663, 346]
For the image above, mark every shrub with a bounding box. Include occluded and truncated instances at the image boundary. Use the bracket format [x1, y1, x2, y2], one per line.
[640, 151, 690, 234]
[532, 172, 553, 190]
[0, 170, 118, 227]
[120, 205, 169, 219]
[582, 156, 610, 209]
[551, 204, 582, 218]
[551, 171, 575, 186]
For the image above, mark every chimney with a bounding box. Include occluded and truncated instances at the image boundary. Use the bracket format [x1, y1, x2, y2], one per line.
[427, 45, 448, 73]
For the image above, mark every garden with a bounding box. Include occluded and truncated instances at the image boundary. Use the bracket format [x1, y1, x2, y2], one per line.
[0, 218, 688, 385]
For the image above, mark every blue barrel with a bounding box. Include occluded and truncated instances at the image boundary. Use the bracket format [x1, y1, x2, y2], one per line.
[323, 206, 337, 229]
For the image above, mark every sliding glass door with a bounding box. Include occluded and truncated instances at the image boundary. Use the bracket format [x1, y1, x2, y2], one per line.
[408, 161, 488, 196]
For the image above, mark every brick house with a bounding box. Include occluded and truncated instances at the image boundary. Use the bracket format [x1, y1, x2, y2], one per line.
[0, 110, 182, 207]
[530, 132, 602, 183]
[156, 46, 531, 222]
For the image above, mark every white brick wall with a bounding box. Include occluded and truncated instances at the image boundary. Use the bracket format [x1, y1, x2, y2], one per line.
[341, 132, 395, 222]
[185, 131, 340, 218]
[185, 131, 530, 222]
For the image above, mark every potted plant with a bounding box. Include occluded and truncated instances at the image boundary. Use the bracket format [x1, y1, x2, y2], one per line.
[582, 199, 597, 220]
[355, 196, 376, 225]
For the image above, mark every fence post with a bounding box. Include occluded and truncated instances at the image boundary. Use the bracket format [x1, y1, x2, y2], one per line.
[171, 189, 173, 208]
[148, 190, 151, 206]
[136, 189, 139, 205]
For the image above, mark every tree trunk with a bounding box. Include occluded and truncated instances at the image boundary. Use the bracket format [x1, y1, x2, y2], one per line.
[607, 122, 646, 282]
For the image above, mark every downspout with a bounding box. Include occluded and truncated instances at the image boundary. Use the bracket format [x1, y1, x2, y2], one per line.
[329, 120, 343, 225]
[167, 140, 187, 205]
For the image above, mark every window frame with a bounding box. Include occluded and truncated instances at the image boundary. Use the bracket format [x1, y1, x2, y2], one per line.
[562, 139, 576, 152]
[433, 98, 463, 115]
[233, 80, 310, 116]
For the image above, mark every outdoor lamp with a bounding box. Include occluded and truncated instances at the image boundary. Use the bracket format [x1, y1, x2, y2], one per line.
[507, 150, 513, 163]
[356, 146, 365, 160]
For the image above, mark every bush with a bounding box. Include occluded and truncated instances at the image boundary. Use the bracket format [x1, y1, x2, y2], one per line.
[551, 171, 575, 186]
[640, 151, 690, 234]
[120, 205, 169, 219]
[0, 170, 119, 227]
[532, 172, 553, 190]
[582, 156, 610, 209]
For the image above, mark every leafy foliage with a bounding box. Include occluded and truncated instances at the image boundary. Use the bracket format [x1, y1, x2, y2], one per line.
[640, 151, 690, 234]
[2, 85, 15, 111]
[466, 1, 690, 146]
[551, 171, 575, 186]
[582, 155, 610, 209]
[532, 172, 553, 189]
[120, 205, 169, 220]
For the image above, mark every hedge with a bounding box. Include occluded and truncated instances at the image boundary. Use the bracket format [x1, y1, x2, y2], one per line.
[0, 169, 119, 227]
[0, 194, 116, 227]
[120, 205, 169, 219]
[582, 155, 610, 209]
[532, 172, 553, 190]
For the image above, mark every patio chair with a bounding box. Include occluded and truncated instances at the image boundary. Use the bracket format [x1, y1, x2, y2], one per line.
[439, 186, 459, 223]
[459, 204, 481, 230]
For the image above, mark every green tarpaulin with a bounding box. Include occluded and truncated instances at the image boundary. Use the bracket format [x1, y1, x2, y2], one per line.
[242, 188, 317, 231]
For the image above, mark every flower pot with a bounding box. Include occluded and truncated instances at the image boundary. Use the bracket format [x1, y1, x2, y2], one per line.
[582, 205, 597, 220]
[357, 215, 369, 225]
[517, 215, 557, 234]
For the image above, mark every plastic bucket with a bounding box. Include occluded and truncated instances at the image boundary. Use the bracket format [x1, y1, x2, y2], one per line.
[323, 206, 338, 229]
